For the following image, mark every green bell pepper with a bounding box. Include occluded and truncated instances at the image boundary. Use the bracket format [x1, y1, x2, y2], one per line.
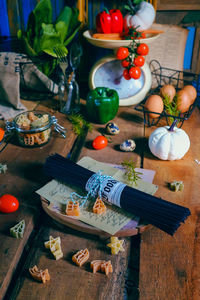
[86, 87, 119, 124]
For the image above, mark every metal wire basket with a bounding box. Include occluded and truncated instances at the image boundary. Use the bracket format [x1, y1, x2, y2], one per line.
[135, 60, 200, 127]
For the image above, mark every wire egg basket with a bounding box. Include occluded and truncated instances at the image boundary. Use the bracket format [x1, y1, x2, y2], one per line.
[135, 60, 200, 127]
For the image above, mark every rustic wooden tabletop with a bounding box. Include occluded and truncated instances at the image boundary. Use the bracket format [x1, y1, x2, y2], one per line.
[0, 98, 200, 300]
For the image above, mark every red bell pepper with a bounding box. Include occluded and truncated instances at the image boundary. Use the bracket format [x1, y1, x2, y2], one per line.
[96, 8, 123, 34]
[109, 9, 123, 33]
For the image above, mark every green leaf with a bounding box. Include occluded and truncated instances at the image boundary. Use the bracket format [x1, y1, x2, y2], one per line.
[33, 23, 61, 54]
[133, 0, 144, 4]
[56, 7, 81, 46]
[32, 0, 52, 36]
[55, 6, 73, 43]
[26, 12, 36, 48]
[55, 21, 70, 44]
[17, 29, 22, 39]
[18, 1, 81, 77]
[56, 6, 73, 23]
[43, 45, 68, 58]
[124, 5, 131, 11]
[39, 59, 58, 76]
[65, 7, 80, 37]
[25, 0, 52, 48]
[20, 35, 37, 57]
[64, 23, 81, 46]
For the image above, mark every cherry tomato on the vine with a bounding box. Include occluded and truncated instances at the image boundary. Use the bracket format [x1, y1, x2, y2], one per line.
[0, 194, 19, 213]
[92, 135, 108, 150]
[137, 32, 146, 39]
[136, 43, 149, 56]
[116, 47, 129, 60]
[123, 69, 131, 80]
[121, 59, 130, 68]
[129, 66, 141, 79]
[134, 55, 145, 67]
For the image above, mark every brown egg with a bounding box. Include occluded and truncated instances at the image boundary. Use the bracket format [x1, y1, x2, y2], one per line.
[160, 84, 176, 103]
[144, 95, 164, 118]
[183, 85, 197, 104]
[176, 90, 191, 113]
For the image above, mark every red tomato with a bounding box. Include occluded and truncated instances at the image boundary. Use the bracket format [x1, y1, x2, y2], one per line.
[0, 128, 5, 142]
[92, 136, 108, 150]
[134, 55, 145, 67]
[137, 32, 146, 39]
[136, 43, 149, 56]
[123, 69, 131, 80]
[0, 194, 19, 213]
[121, 59, 130, 68]
[116, 47, 129, 60]
[129, 66, 141, 79]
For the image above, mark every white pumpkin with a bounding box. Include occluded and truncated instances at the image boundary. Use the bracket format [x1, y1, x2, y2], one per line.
[148, 122, 190, 160]
[124, 1, 155, 32]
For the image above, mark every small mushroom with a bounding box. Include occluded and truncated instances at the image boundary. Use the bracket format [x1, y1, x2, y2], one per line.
[106, 122, 120, 135]
[120, 139, 136, 152]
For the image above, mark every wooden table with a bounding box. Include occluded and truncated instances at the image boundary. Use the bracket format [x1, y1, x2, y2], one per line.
[0, 98, 200, 300]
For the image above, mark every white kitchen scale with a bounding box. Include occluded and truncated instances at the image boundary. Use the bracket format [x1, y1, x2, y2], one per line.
[83, 30, 160, 106]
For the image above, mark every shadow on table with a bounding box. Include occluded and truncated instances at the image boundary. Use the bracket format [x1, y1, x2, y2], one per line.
[118, 110, 144, 124]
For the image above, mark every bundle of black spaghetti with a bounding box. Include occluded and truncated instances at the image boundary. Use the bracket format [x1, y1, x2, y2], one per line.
[43, 153, 191, 235]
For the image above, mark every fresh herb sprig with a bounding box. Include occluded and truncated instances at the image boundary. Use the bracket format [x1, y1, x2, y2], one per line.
[121, 159, 142, 186]
[163, 95, 180, 124]
[68, 113, 92, 136]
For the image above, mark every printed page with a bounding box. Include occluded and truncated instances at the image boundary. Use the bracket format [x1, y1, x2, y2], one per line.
[37, 179, 136, 235]
[147, 24, 188, 72]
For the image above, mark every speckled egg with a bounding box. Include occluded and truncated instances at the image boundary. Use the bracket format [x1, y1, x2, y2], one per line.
[120, 139, 136, 152]
[106, 122, 120, 135]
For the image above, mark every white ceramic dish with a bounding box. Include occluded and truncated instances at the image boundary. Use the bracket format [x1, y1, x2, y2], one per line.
[83, 30, 160, 49]
[89, 55, 152, 106]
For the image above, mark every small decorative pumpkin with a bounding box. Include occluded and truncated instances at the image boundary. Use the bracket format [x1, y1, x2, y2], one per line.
[124, 0, 155, 32]
[148, 120, 190, 160]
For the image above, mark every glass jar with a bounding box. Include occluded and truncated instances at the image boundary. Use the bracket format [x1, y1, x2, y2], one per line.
[6, 110, 66, 147]
[59, 72, 80, 115]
